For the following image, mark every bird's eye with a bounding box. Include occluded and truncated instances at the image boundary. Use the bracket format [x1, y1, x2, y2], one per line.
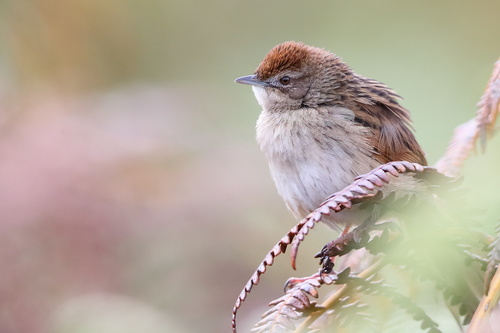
[279, 76, 291, 85]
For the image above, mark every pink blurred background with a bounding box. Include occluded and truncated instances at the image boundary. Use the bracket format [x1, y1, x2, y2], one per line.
[1, 1, 500, 333]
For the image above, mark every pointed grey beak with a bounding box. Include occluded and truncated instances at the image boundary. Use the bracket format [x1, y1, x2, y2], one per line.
[234, 75, 268, 87]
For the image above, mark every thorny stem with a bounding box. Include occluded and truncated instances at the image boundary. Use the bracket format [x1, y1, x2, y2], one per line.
[294, 258, 386, 332]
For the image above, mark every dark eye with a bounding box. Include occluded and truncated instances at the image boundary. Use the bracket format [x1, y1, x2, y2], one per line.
[279, 76, 291, 85]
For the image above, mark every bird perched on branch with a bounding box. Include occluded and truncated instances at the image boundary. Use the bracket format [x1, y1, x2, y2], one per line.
[235, 41, 427, 229]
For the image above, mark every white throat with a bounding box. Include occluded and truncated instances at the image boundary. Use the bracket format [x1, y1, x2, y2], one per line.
[251, 86, 268, 109]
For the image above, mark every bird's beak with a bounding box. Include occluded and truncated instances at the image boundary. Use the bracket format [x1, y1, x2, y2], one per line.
[234, 75, 268, 87]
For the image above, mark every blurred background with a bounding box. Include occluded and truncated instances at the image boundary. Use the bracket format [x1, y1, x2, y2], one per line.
[0, 1, 500, 332]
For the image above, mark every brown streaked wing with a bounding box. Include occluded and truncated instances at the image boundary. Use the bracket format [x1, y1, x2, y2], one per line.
[355, 102, 427, 165]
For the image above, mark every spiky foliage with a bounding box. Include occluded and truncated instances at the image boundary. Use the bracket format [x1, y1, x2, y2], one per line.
[232, 58, 500, 333]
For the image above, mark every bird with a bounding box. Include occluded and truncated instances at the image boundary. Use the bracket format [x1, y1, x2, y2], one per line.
[235, 41, 427, 230]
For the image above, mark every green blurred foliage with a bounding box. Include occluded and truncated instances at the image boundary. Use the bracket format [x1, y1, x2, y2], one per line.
[0, 1, 499, 333]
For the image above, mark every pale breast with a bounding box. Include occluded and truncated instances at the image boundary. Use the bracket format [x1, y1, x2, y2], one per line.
[256, 106, 379, 225]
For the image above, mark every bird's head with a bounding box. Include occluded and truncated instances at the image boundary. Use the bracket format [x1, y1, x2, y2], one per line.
[235, 41, 351, 112]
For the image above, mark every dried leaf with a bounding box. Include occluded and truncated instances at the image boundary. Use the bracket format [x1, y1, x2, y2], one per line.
[436, 58, 500, 177]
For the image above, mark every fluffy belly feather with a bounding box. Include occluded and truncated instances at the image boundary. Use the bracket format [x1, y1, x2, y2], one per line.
[256, 107, 379, 228]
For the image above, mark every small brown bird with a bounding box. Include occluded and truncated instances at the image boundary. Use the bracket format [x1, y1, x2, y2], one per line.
[235, 41, 427, 229]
